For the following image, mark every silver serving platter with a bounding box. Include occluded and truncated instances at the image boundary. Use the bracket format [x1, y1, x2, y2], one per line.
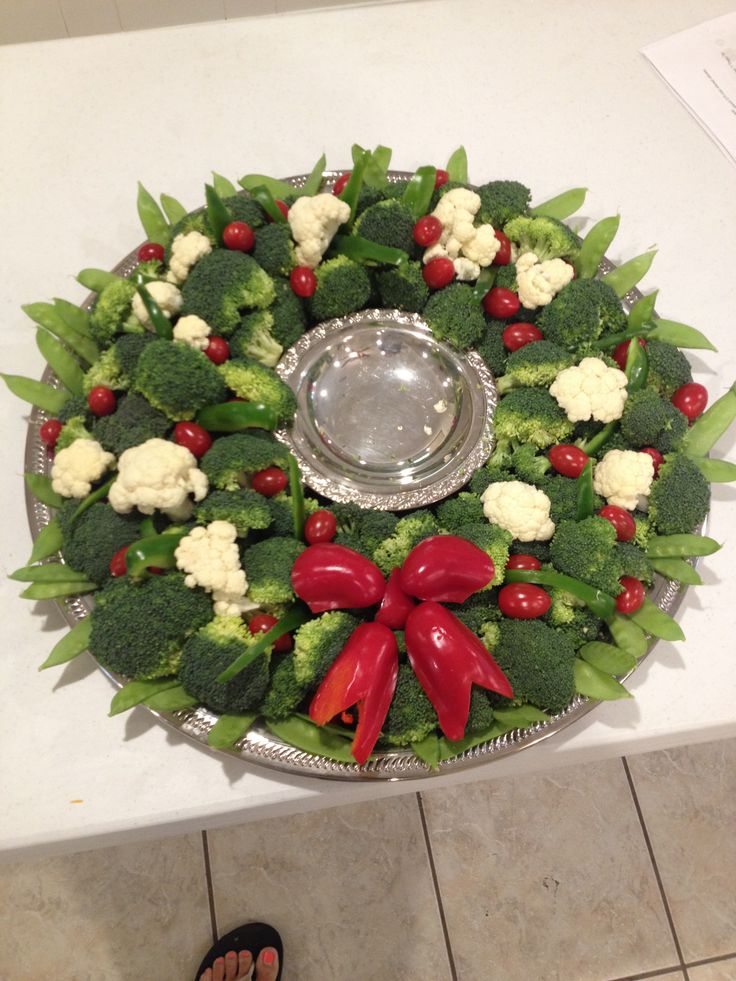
[23, 170, 698, 780]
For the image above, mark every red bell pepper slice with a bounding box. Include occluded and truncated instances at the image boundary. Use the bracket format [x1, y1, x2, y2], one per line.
[405, 601, 513, 741]
[400, 535, 494, 604]
[291, 543, 386, 613]
[309, 621, 399, 764]
[375, 568, 415, 629]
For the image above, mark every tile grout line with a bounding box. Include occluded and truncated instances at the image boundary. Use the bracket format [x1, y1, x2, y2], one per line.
[685, 951, 736, 968]
[606, 965, 685, 981]
[201, 830, 219, 945]
[416, 793, 459, 981]
[621, 758, 689, 980]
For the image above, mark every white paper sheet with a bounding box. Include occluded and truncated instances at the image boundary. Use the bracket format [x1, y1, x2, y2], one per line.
[641, 12, 736, 165]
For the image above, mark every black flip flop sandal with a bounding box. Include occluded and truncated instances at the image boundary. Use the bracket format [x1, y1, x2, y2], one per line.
[194, 921, 283, 981]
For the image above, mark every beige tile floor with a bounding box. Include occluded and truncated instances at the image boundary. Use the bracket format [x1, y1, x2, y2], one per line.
[1, 739, 735, 981]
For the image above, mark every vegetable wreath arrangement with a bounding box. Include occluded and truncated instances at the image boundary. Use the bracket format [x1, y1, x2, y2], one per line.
[7, 144, 736, 772]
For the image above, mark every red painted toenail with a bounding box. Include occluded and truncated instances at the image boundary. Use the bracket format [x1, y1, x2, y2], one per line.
[262, 949, 276, 966]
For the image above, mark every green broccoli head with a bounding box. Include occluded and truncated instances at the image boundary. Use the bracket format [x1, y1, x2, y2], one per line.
[580, 278, 628, 335]
[261, 653, 308, 720]
[494, 388, 574, 448]
[541, 475, 603, 525]
[503, 214, 580, 263]
[93, 392, 171, 456]
[509, 443, 551, 484]
[648, 453, 710, 535]
[497, 340, 573, 391]
[645, 340, 693, 398]
[132, 338, 228, 420]
[632, 511, 652, 550]
[436, 492, 486, 531]
[375, 261, 429, 312]
[615, 540, 654, 585]
[230, 311, 284, 368]
[113, 332, 158, 379]
[493, 619, 576, 714]
[60, 501, 141, 584]
[226, 194, 268, 229]
[266, 493, 319, 537]
[181, 250, 275, 335]
[240, 536, 305, 609]
[194, 488, 273, 537]
[83, 345, 130, 394]
[373, 510, 439, 575]
[253, 223, 296, 278]
[474, 319, 508, 376]
[200, 433, 289, 491]
[292, 611, 359, 687]
[476, 180, 531, 228]
[307, 256, 372, 322]
[537, 278, 625, 352]
[56, 416, 94, 451]
[218, 358, 296, 424]
[354, 198, 415, 252]
[619, 388, 688, 454]
[548, 604, 602, 651]
[57, 394, 92, 425]
[356, 510, 400, 555]
[549, 516, 623, 595]
[450, 523, 512, 587]
[448, 590, 501, 636]
[381, 663, 438, 746]
[268, 277, 308, 349]
[466, 687, 496, 734]
[493, 263, 519, 294]
[89, 278, 141, 347]
[424, 283, 486, 350]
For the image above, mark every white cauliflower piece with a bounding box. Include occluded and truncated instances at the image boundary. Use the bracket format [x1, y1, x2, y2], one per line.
[593, 450, 655, 511]
[175, 521, 257, 616]
[288, 193, 350, 269]
[453, 257, 481, 281]
[481, 480, 555, 542]
[515, 251, 575, 310]
[51, 439, 115, 499]
[424, 187, 500, 273]
[550, 357, 629, 423]
[461, 224, 500, 266]
[132, 281, 183, 328]
[108, 438, 208, 521]
[166, 231, 212, 285]
[173, 314, 211, 351]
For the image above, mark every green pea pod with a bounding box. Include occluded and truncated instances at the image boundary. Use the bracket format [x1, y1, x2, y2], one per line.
[402, 166, 437, 220]
[301, 153, 327, 196]
[160, 193, 187, 224]
[338, 150, 369, 225]
[77, 268, 121, 292]
[135, 282, 173, 339]
[627, 291, 658, 330]
[575, 460, 594, 520]
[574, 659, 632, 700]
[39, 618, 92, 670]
[69, 477, 115, 525]
[494, 706, 550, 727]
[27, 519, 63, 564]
[446, 146, 468, 183]
[54, 298, 92, 337]
[36, 330, 85, 396]
[24, 473, 64, 508]
[329, 234, 407, 267]
[629, 598, 685, 642]
[239, 174, 295, 198]
[288, 454, 305, 540]
[646, 534, 721, 558]
[212, 172, 238, 199]
[25, 305, 99, 366]
[109, 678, 179, 717]
[358, 145, 392, 188]
[578, 641, 636, 675]
[20, 579, 97, 600]
[205, 183, 233, 245]
[606, 614, 648, 658]
[603, 250, 657, 298]
[438, 721, 508, 761]
[411, 732, 440, 769]
[624, 335, 649, 392]
[145, 685, 200, 712]
[531, 187, 587, 220]
[248, 184, 288, 224]
[472, 267, 496, 301]
[575, 215, 620, 279]
[2, 373, 69, 414]
[196, 400, 279, 433]
[646, 318, 717, 351]
[218, 606, 311, 683]
[21, 301, 65, 333]
[593, 328, 650, 351]
[207, 712, 258, 749]
[266, 715, 357, 763]
[125, 530, 187, 580]
[9, 562, 90, 583]
[505, 568, 616, 618]
[695, 458, 736, 482]
[136, 181, 170, 246]
[684, 382, 736, 458]
[649, 557, 703, 586]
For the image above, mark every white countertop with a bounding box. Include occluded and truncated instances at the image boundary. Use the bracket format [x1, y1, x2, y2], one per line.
[2, 0, 736, 861]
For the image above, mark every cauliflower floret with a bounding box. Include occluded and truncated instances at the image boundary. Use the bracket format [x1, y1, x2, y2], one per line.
[481, 480, 555, 542]
[175, 521, 257, 616]
[51, 439, 115, 499]
[173, 314, 211, 351]
[166, 231, 212, 285]
[515, 251, 575, 310]
[425, 188, 500, 274]
[108, 437, 208, 521]
[288, 193, 350, 269]
[593, 449, 655, 510]
[453, 257, 481, 281]
[132, 281, 182, 328]
[550, 357, 629, 423]
[461, 224, 500, 266]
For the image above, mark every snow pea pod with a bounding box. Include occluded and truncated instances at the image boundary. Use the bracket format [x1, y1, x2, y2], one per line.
[402, 165, 437, 221]
[574, 659, 632, 700]
[578, 641, 636, 675]
[301, 153, 327, 196]
[109, 678, 179, 717]
[330, 234, 407, 267]
[40, 618, 92, 670]
[20, 580, 97, 600]
[494, 706, 550, 727]
[160, 193, 187, 224]
[248, 184, 288, 224]
[54, 298, 92, 337]
[125, 530, 187, 580]
[195, 400, 278, 432]
[629, 598, 685, 642]
[266, 715, 357, 764]
[695, 458, 736, 482]
[69, 476, 115, 525]
[207, 712, 258, 749]
[472, 267, 496, 301]
[446, 146, 468, 183]
[135, 281, 173, 339]
[36, 329, 85, 396]
[287, 454, 305, 540]
[205, 183, 233, 245]
[136, 181, 170, 246]
[505, 568, 616, 619]
[1, 373, 69, 414]
[145, 685, 199, 712]
[338, 149, 369, 225]
[77, 268, 121, 292]
[575, 460, 594, 520]
[627, 291, 658, 331]
[575, 215, 620, 280]
[218, 606, 310, 683]
[646, 318, 717, 351]
[438, 721, 508, 761]
[606, 613, 648, 658]
[24, 473, 64, 508]
[24, 301, 98, 363]
[649, 557, 703, 586]
[646, 534, 721, 558]
[9, 563, 90, 583]
[531, 187, 587, 220]
[239, 173, 295, 199]
[27, 519, 63, 564]
[411, 732, 440, 769]
[357, 144, 392, 187]
[684, 382, 736, 458]
[212, 172, 238, 199]
[603, 249, 657, 298]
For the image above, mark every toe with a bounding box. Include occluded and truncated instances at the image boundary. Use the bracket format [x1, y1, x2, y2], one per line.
[224, 950, 239, 980]
[255, 947, 279, 981]
[213, 955, 226, 981]
[237, 950, 253, 979]
[200, 969, 213, 981]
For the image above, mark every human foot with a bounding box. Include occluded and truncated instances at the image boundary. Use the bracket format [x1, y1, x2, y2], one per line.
[198, 945, 279, 981]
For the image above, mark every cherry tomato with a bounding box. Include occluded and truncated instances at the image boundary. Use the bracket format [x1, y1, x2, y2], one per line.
[173, 421, 213, 458]
[248, 613, 292, 652]
[39, 418, 62, 449]
[274, 199, 289, 220]
[413, 215, 443, 247]
[205, 336, 230, 364]
[422, 256, 455, 290]
[498, 582, 551, 619]
[492, 230, 511, 266]
[304, 509, 338, 545]
[640, 447, 664, 476]
[222, 221, 255, 252]
[434, 168, 449, 190]
[109, 545, 129, 578]
[612, 337, 647, 372]
[252, 466, 288, 497]
[598, 504, 636, 542]
[483, 287, 521, 319]
[548, 444, 589, 478]
[502, 322, 543, 351]
[87, 386, 116, 416]
[615, 576, 646, 614]
[137, 242, 164, 263]
[672, 382, 708, 422]
[333, 172, 351, 196]
[340, 710, 355, 725]
[290, 266, 317, 298]
[506, 554, 542, 571]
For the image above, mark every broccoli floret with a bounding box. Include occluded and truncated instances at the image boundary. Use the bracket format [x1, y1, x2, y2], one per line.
[240, 536, 305, 609]
[510, 539, 551, 562]
[645, 340, 692, 398]
[253, 223, 296, 278]
[466, 687, 496, 734]
[474, 319, 508, 376]
[264, 493, 319, 537]
[113, 332, 158, 379]
[165, 211, 215, 262]
[194, 488, 272, 537]
[476, 180, 531, 227]
[230, 311, 284, 368]
[218, 358, 296, 424]
[89, 573, 213, 680]
[89, 278, 141, 347]
[269, 277, 308, 349]
[450, 522, 512, 587]
[549, 603, 602, 651]
[648, 454, 710, 535]
[619, 389, 688, 454]
[83, 345, 130, 394]
[424, 283, 486, 350]
[580, 278, 628, 335]
[448, 590, 501, 635]
[200, 433, 289, 491]
[468, 466, 515, 496]
[541, 475, 603, 524]
[226, 194, 268, 229]
[550, 516, 623, 595]
[381, 664, 438, 746]
[357, 510, 399, 554]
[632, 511, 652, 549]
[132, 338, 228, 421]
[496, 340, 573, 393]
[493, 619, 576, 714]
[353, 198, 415, 252]
[615, 541, 654, 585]
[57, 394, 91, 425]
[60, 501, 140, 584]
[436, 492, 486, 530]
[503, 214, 580, 263]
[537, 278, 626, 352]
[178, 616, 269, 713]
[261, 653, 308, 720]
[510, 443, 551, 484]
[494, 388, 574, 448]
[375, 261, 429, 312]
[328, 501, 364, 536]
[494, 264, 519, 294]
[292, 611, 358, 686]
[93, 392, 171, 455]
[373, 510, 438, 575]
[355, 184, 389, 215]
[181, 250, 275, 335]
[307, 256, 371, 322]
[56, 416, 94, 451]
